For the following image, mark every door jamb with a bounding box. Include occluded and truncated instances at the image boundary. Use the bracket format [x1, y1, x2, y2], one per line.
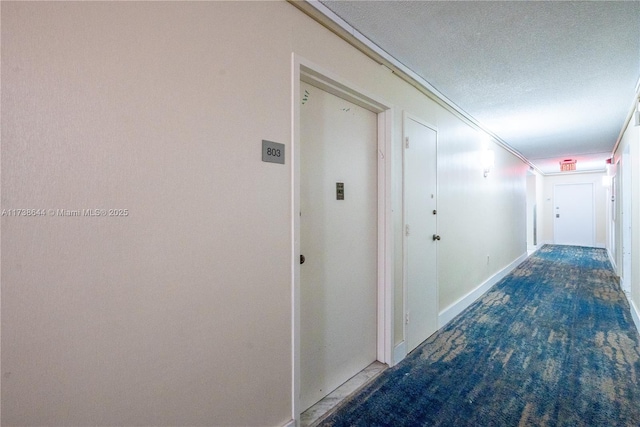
[291, 54, 393, 422]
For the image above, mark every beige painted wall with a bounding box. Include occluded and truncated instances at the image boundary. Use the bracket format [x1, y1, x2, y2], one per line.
[435, 126, 527, 311]
[526, 171, 545, 251]
[541, 172, 608, 247]
[526, 173, 536, 249]
[2, 1, 528, 425]
[2, 3, 294, 426]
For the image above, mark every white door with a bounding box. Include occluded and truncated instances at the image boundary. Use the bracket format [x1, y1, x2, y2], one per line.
[611, 172, 618, 261]
[553, 183, 594, 247]
[404, 117, 438, 353]
[621, 149, 632, 293]
[299, 82, 378, 411]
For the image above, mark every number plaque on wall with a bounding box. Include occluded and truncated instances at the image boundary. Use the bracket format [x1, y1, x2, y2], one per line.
[262, 140, 285, 164]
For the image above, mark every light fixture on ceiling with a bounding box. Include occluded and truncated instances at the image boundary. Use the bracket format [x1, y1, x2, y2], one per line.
[481, 149, 495, 177]
[560, 158, 576, 172]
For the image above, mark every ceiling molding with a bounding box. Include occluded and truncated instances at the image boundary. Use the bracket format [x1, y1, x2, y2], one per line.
[544, 169, 607, 177]
[288, 0, 542, 174]
[611, 75, 640, 157]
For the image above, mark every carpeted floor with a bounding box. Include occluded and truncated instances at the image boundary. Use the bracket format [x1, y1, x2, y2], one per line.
[319, 245, 640, 426]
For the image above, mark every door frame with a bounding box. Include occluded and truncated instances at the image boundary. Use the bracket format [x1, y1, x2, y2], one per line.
[291, 55, 394, 421]
[553, 182, 595, 247]
[526, 170, 538, 252]
[401, 112, 438, 360]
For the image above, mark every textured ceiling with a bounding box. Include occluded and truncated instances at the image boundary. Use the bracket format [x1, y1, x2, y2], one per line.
[318, 0, 640, 174]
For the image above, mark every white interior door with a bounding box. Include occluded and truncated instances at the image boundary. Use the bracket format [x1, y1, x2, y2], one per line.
[612, 172, 618, 262]
[621, 148, 632, 293]
[553, 183, 594, 247]
[299, 82, 378, 411]
[404, 117, 438, 353]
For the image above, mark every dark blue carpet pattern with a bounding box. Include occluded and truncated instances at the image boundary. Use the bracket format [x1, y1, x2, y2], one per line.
[320, 245, 640, 426]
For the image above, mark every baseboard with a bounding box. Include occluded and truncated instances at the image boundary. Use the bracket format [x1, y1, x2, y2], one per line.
[438, 252, 529, 329]
[282, 419, 296, 427]
[630, 298, 640, 335]
[527, 245, 540, 257]
[393, 341, 407, 365]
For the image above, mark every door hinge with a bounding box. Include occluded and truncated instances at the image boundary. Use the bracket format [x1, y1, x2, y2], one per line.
[405, 137, 409, 149]
[405, 224, 410, 236]
[405, 312, 410, 324]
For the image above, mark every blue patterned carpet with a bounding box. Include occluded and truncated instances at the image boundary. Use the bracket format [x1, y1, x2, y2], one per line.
[320, 245, 640, 426]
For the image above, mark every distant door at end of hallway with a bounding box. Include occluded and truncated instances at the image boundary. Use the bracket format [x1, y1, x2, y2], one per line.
[404, 117, 438, 354]
[553, 183, 594, 247]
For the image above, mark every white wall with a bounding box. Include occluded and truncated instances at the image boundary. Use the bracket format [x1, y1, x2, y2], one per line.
[541, 172, 608, 247]
[1, 2, 529, 425]
[526, 171, 541, 251]
[436, 126, 527, 311]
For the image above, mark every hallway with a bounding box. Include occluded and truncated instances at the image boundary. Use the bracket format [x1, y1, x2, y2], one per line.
[318, 246, 640, 426]
[2, 3, 638, 425]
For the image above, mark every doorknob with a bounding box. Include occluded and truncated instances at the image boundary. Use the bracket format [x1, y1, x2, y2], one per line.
[433, 234, 441, 241]
[300, 254, 305, 264]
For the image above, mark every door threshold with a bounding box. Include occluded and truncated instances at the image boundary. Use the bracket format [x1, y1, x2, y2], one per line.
[301, 361, 387, 427]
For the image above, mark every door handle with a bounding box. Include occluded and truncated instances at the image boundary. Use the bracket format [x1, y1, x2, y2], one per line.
[433, 234, 441, 241]
[300, 254, 305, 264]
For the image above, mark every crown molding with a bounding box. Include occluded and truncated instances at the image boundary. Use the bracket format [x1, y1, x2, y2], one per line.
[288, 0, 542, 174]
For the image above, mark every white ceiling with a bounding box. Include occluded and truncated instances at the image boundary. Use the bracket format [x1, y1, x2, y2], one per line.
[317, 0, 640, 174]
